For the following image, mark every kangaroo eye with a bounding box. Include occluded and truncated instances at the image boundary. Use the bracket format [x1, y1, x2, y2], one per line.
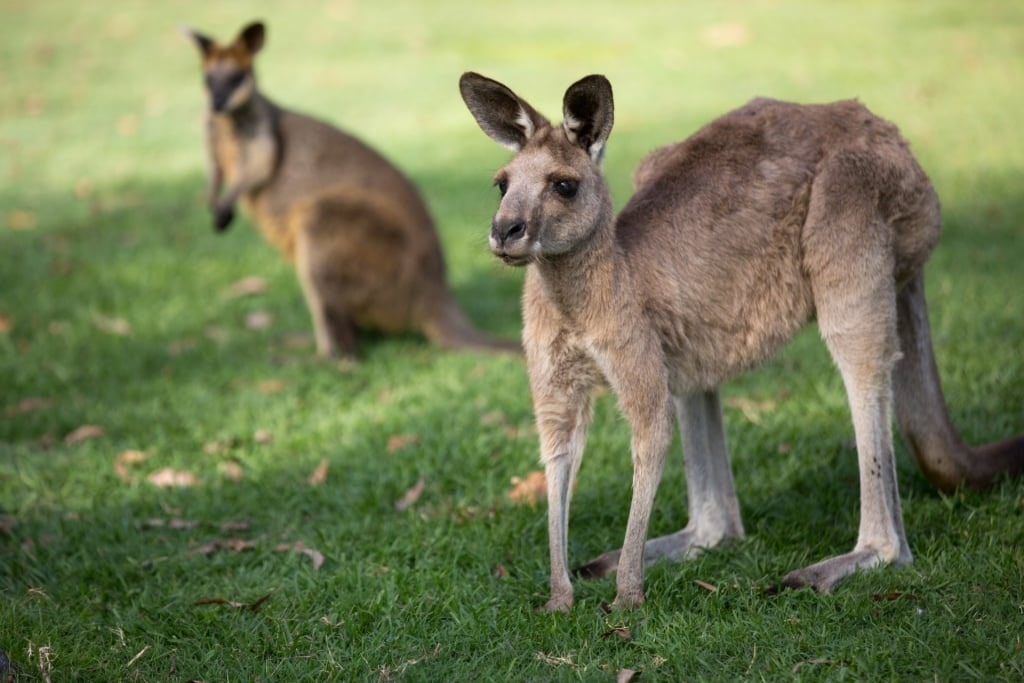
[553, 179, 578, 199]
[495, 178, 508, 197]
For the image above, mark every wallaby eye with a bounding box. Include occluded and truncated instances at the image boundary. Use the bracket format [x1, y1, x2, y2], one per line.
[553, 179, 579, 199]
[495, 178, 508, 197]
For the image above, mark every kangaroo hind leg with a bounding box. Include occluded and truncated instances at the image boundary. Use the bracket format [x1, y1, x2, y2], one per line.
[780, 217, 912, 591]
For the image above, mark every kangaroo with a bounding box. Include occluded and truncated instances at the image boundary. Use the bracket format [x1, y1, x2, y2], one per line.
[182, 21, 519, 358]
[459, 72, 1024, 611]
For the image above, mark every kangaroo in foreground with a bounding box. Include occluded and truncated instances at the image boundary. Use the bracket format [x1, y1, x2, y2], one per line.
[459, 72, 1024, 611]
[183, 22, 519, 358]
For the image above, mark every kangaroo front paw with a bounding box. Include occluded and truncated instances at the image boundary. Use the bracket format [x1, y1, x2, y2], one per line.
[213, 203, 235, 231]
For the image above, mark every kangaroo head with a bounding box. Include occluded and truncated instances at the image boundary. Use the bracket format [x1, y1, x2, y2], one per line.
[459, 73, 615, 266]
[184, 21, 265, 113]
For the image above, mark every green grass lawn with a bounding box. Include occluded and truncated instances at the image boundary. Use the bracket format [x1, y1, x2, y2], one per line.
[2, 0, 1023, 680]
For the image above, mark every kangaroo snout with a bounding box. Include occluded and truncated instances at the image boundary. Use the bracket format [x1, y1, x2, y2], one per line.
[490, 218, 532, 265]
[490, 218, 527, 246]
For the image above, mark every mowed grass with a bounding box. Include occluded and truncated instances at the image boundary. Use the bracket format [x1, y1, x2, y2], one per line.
[2, 0, 1023, 680]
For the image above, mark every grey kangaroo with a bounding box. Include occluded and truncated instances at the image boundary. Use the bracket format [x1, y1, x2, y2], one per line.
[183, 21, 519, 358]
[459, 72, 1024, 610]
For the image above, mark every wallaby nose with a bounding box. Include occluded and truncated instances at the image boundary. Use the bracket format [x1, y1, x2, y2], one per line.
[491, 219, 527, 246]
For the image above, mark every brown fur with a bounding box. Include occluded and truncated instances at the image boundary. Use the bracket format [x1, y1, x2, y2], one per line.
[184, 22, 519, 357]
[459, 72, 1024, 611]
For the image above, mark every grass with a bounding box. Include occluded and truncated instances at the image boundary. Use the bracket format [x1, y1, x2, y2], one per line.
[2, 0, 1023, 680]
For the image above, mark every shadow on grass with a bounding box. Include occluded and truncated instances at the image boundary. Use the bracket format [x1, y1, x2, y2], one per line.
[1, 166, 1022, 677]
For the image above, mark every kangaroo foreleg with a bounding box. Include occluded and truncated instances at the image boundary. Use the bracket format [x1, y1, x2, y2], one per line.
[576, 390, 745, 579]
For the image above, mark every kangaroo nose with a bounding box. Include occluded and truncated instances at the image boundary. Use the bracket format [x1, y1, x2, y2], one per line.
[492, 220, 527, 245]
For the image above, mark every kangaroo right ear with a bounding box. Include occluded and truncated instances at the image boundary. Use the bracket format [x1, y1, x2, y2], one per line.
[236, 21, 266, 55]
[459, 72, 549, 152]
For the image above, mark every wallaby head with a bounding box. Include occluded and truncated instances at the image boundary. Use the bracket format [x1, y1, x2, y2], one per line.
[184, 21, 265, 113]
[459, 73, 615, 266]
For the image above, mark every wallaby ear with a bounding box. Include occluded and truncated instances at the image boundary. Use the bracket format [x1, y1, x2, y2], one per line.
[181, 25, 215, 56]
[236, 21, 266, 55]
[562, 75, 614, 163]
[459, 72, 549, 152]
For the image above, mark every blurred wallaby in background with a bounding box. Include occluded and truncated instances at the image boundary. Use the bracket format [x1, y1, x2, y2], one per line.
[184, 21, 520, 358]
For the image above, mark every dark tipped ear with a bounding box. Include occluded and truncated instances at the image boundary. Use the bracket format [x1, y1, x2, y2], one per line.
[237, 21, 266, 54]
[562, 75, 614, 163]
[181, 25, 215, 56]
[459, 72, 549, 152]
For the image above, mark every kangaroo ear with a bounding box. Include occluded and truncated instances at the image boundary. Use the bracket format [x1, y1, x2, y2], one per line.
[459, 72, 549, 152]
[181, 25, 215, 56]
[562, 75, 614, 163]
[237, 21, 266, 54]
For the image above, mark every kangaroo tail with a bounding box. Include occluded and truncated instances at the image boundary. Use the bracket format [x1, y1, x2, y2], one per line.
[893, 272, 1024, 492]
[421, 294, 522, 355]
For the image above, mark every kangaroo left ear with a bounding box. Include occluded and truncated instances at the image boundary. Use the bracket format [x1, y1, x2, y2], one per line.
[181, 25, 215, 56]
[562, 75, 614, 163]
[237, 21, 266, 55]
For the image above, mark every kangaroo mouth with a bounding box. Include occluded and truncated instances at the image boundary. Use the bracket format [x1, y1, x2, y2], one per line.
[491, 246, 533, 267]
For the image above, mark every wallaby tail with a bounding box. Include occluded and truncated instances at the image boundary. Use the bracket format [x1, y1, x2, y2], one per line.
[421, 294, 522, 355]
[893, 272, 1024, 492]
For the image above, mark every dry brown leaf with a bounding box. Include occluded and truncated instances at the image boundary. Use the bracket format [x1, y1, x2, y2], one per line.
[205, 325, 228, 341]
[245, 311, 273, 329]
[221, 461, 243, 481]
[113, 449, 147, 481]
[6, 209, 37, 230]
[257, 379, 287, 394]
[536, 652, 574, 667]
[480, 411, 508, 426]
[395, 478, 425, 511]
[224, 275, 267, 298]
[508, 470, 547, 506]
[723, 396, 776, 423]
[253, 429, 273, 444]
[307, 459, 329, 486]
[191, 538, 257, 556]
[64, 424, 105, 445]
[5, 397, 51, 415]
[617, 669, 640, 683]
[218, 520, 250, 533]
[167, 337, 198, 356]
[700, 22, 751, 48]
[386, 433, 417, 453]
[203, 438, 238, 455]
[493, 563, 508, 578]
[193, 591, 272, 611]
[142, 518, 196, 530]
[274, 541, 325, 570]
[602, 625, 633, 641]
[147, 467, 198, 488]
[0, 315, 10, 333]
[694, 579, 719, 593]
[93, 313, 132, 336]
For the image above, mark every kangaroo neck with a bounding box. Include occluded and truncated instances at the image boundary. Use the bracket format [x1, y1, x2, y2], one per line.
[224, 92, 275, 135]
[533, 197, 625, 321]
